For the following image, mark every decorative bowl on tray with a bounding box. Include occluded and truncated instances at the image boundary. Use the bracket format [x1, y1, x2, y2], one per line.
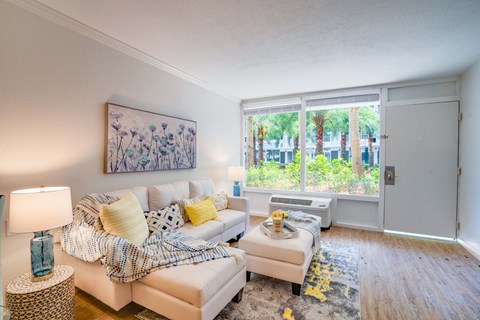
[260, 220, 299, 239]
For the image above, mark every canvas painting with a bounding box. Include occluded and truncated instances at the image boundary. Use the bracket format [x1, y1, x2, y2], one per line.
[105, 103, 196, 173]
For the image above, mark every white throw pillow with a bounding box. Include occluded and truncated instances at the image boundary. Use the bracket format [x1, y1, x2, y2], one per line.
[144, 204, 184, 233]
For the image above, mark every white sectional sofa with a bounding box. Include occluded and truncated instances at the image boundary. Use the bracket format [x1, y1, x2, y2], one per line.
[59, 179, 249, 320]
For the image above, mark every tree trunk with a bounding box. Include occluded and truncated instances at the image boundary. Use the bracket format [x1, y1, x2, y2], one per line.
[258, 127, 264, 163]
[341, 132, 347, 160]
[368, 133, 374, 168]
[349, 107, 363, 177]
[293, 135, 299, 157]
[246, 116, 254, 168]
[253, 135, 257, 166]
[312, 112, 325, 156]
[315, 123, 324, 156]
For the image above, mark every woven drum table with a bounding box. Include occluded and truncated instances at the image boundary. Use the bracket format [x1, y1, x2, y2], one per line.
[6, 265, 75, 320]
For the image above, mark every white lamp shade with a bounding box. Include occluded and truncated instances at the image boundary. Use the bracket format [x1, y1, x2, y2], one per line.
[9, 186, 73, 233]
[228, 166, 245, 181]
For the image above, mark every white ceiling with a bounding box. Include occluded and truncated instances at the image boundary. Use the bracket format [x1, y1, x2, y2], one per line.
[27, 0, 480, 100]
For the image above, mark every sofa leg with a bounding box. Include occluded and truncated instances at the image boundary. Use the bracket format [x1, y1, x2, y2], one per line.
[232, 288, 243, 303]
[292, 283, 301, 296]
[236, 232, 244, 241]
[246, 271, 251, 282]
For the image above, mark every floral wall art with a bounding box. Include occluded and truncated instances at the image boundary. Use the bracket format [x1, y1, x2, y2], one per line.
[105, 103, 197, 173]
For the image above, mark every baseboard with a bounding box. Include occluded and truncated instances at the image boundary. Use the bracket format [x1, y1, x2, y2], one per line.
[334, 222, 382, 232]
[458, 238, 480, 262]
[250, 212, 269, 217]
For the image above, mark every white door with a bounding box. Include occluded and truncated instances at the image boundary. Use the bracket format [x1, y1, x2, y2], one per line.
[384, 102, 458, 239]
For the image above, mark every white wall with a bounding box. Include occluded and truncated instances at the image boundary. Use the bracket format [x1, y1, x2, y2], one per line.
[458, 59, 480, 259]
[0, 1, 240, 292]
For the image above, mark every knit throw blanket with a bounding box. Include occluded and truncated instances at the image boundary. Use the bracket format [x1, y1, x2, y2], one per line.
[285, 210, 322, 249]
[62, 193, 232, 283]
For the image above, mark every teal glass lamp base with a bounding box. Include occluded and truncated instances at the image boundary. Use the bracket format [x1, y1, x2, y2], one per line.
[31, 231, 54, 277]
[233, 181, 241, 197]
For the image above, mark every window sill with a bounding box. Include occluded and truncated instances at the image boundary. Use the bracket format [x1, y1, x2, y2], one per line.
[242, 187, 380, 202]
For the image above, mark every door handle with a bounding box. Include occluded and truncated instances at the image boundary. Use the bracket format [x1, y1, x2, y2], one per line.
[385, 166, 395, 185]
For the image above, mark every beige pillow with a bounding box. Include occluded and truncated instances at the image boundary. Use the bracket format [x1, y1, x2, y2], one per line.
[99, 192, 149, 246]
[207, 191, 229, 211]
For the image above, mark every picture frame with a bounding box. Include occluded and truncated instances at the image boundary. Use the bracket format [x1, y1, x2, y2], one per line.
[105, 103, 197, 173]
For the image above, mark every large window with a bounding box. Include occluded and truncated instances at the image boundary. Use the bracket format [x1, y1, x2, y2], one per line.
[243, 92, 381, 196]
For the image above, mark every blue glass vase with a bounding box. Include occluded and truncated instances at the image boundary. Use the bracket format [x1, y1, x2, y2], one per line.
[233, 181, 241, 197]
[31, 231, 54, 277]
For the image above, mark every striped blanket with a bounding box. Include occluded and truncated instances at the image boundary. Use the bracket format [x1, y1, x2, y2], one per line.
[62, 193, 232, 283]
[285, 210, 322, 249]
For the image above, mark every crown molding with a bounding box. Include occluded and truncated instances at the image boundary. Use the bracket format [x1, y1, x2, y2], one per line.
[7, 0, 240, 102]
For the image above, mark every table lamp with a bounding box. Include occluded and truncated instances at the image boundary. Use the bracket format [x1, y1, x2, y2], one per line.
[228, 166, 245, 197]
[9, 186, 72, 280]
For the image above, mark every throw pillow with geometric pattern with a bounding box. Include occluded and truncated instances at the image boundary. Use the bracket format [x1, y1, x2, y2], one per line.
[207, 191, 229, 211]
[144, 204, 184, 234]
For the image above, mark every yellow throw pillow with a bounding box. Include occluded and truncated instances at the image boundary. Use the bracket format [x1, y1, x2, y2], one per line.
[99, 192, 149, 246]
[184, 198, 218, 226]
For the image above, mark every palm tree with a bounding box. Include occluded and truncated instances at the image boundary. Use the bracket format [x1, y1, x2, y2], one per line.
[253, 115, 269, 163]
[310, 110, 328, 156]
[267, 113, 300, 157]
[349, 107, 363, 177]
[359, 106, 380, 167]
[325, 108, 349, 160]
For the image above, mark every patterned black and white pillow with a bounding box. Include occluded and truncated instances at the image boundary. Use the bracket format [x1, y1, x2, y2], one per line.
[144, 204, 184, 233]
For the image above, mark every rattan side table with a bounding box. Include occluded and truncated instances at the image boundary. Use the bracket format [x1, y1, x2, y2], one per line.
[5, 265, 75, 320]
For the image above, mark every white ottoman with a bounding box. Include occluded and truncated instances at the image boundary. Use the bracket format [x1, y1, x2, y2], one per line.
[239, 225, 318, 295]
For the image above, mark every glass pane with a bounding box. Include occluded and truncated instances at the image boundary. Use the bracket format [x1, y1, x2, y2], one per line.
[305, 105, 380, 195]
[244, 112, 300, 191]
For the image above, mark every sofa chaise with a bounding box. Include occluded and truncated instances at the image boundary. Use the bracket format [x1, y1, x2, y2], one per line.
[58, 179, 249, 320]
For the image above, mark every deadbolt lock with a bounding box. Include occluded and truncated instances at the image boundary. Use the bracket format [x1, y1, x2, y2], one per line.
[385, 166, 395, 185]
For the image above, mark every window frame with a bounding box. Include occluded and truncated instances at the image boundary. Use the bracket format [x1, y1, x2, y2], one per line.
[241, 88, 382, 199]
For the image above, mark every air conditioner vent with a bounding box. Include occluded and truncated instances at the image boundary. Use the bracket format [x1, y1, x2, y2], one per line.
[271, 197, 313, 206]
[268, 194, 332, 229]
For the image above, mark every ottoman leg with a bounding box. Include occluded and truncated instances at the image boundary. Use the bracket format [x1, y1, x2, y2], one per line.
[292, 283, 301, 296]
[232, 288, 243, 303]
[246, 271, 251, 282]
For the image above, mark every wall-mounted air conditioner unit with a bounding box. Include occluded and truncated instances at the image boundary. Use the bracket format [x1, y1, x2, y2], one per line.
[268, 194, 332, 230]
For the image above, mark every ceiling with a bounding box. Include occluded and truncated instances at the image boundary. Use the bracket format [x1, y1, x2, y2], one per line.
[27, 0, 480, 101]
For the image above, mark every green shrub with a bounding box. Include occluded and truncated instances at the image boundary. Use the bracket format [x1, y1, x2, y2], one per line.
[246, 155, 379, 196]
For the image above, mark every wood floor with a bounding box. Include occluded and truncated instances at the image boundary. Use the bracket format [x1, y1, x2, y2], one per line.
[75, 216, 480, 319]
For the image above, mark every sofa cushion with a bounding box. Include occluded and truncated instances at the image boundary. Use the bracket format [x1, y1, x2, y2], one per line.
[144, 204, 184, 233]
[189, 179, 215, 197]
[148, 181, 189, 211]
[214, 209, 245, 230]
[106, 186, 149, 211]
[207, 191, 229, 211]
[176, 220, 223, 242]
[137, 247, 245, 308]
[184, 198, 218, 226]
[99, 192, 149, 246]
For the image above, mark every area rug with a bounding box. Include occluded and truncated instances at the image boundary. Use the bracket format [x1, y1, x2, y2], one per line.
[135, 241, 360, 320]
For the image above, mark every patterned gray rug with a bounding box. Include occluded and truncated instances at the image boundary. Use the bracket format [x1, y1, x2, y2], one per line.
[136, 241, 360, 320]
